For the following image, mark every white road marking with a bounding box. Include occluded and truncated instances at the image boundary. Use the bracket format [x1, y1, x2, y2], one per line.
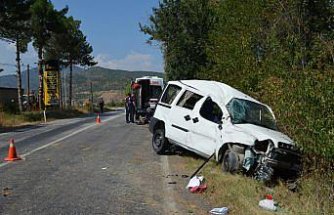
[0, 113, 123, 168]
[161, 155, 178, 214]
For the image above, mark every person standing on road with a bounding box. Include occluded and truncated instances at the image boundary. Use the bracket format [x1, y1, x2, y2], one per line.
[125, 93, 131, 123]
[129, 93, 136, 123]
[98, 97, 104, 113]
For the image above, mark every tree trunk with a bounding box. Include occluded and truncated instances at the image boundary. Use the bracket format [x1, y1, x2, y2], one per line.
[38, 48, 44, 110]
[15, 39, 23, 113]
[59, 68, 62, 110]
[26, 64, 30, 111]
[69, 60, 73, 107]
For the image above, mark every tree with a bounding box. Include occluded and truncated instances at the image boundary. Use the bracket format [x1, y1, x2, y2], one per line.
[30, 0, 68, 109]
[0, 0, 34, 113]
[45, 16, 96, 107]
[140, 0, 218, 80]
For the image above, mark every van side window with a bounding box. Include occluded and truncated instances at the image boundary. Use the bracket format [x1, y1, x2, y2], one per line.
[177, 90, 203, 110]
[160, 84, 182, 105]
[200, 98, 223, 123]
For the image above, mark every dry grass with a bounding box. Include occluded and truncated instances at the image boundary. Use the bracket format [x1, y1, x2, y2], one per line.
[0, 111, 39, 127]
[0, 109, 86, 127]
[183, 156, 334, 215]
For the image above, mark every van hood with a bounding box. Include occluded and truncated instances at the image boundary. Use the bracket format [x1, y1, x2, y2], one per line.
[231, 124, 294, 146]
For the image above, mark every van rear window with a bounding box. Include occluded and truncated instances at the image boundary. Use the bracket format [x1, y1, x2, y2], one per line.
[177, 90, 203, 110]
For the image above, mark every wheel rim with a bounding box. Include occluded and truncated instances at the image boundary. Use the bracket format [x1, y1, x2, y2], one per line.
[154, 132, 163, 148]
[223, 154, 230, 171]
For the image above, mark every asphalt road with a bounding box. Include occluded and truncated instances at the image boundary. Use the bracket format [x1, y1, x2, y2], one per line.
[0, 111, 210, 215]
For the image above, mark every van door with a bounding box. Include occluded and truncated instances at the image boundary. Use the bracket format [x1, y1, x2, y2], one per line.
[188, 97, 224, 157]
[167, 90, 203, 147]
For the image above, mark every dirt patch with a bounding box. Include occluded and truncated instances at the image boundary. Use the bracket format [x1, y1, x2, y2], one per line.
[164, 153, 212, 214]
[97, 90, 124, 104]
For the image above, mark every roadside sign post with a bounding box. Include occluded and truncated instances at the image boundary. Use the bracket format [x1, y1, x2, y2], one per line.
[43, 60, 61, 109]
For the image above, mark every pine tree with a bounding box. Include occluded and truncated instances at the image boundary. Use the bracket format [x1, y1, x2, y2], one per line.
[0, 0, 34, 113]
[30, 0, 68, 109]
[45, 16, 96, 107]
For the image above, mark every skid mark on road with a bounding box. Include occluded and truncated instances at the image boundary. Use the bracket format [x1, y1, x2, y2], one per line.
[0, 114, 123, 169]
[161, 155, 178, 214]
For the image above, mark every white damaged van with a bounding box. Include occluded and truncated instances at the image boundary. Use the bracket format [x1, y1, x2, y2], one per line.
[149, 80, 301, 181]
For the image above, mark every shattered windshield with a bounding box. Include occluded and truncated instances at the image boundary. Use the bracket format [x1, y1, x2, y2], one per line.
[226, 98, 277, 130]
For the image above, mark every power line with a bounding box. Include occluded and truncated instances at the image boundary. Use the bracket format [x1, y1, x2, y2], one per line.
[0, 37, 15, 43]
[0, 62, 16, 67]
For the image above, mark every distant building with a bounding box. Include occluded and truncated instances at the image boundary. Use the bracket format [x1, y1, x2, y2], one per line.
[0, 87, 23, 107]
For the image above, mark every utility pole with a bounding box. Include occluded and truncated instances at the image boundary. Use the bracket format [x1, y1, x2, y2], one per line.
[27, 64, 30, 110]
[90, 82, 93, 113]
[38, 60, 43, 111]
[16, 40, 23, 113]
[0, 68, 3, 86]
[63, 72, 67, 109]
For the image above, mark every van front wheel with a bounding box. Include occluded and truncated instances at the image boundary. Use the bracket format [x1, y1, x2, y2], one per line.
[221, 149, 240, 174]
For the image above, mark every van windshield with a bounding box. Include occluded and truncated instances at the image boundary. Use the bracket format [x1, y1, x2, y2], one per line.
[226, 98, 277, 130]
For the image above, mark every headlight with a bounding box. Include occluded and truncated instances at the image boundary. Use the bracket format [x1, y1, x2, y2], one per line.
[278, 142, 298, 151]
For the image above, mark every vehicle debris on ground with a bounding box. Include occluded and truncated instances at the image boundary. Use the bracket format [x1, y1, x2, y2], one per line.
[259, 194, 277, 211]
[186, 176, 207, 193]
[209, 207, 229, 215]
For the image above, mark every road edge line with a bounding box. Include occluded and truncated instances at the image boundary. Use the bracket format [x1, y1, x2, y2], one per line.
[161, 155, 178, 214]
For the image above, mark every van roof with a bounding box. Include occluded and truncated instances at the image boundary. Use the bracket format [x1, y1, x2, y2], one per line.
[136, 76, 163, 80]
[170, 80, 264, 105]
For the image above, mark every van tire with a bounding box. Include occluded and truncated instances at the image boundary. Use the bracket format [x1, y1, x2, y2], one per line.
[152, 128, 168, 154]
[221, 149, 240, 174]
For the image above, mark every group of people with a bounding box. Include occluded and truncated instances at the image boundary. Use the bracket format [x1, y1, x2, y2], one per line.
[125, 93, 136, 123]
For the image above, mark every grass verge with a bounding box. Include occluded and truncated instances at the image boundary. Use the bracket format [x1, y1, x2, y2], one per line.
[184, 156, 334, 215]
[0, 109, 86, 128]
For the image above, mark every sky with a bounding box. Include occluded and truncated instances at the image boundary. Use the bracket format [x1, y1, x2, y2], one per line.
[0, 0, 163, 76]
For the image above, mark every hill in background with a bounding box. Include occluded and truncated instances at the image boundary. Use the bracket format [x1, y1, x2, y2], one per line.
[71, 66, 163, 105]
[0, 66, 164, 93]
[72, 66, 163, 92]
[0, 66, 83, 92]
[0, 66, 164, 106]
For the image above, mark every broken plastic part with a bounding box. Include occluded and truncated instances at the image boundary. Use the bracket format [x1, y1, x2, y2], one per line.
[243, 148, 255, 171]
[209, 207, 229, 215]
[186, 176, 204, 189]
[259, 198, 277, 211]
[254, 162, 274, 181]
[190, 184, 207, 193]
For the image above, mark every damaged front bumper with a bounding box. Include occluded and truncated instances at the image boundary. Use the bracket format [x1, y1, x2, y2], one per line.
[244, 146, 301, 181]
[266, 148, 301, 172]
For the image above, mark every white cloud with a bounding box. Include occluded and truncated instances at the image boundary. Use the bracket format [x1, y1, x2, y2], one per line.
[96, 51, 163, 72]
[5, 43, 16, 52]
[0, 41, 37, 76]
